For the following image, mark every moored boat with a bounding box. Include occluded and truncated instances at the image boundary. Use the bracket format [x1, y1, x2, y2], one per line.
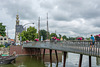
[0, 55, 17, 64]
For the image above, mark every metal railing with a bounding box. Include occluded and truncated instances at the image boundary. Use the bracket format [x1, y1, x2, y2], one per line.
[23, 41, 100, 57]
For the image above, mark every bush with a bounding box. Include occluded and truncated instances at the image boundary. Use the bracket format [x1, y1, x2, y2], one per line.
[0, 44, 5, 47]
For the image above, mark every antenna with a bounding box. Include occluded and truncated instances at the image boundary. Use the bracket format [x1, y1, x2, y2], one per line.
[38, 17, 40, 40]
[7, 27, 8, 38]
[47, 13, 49, 39]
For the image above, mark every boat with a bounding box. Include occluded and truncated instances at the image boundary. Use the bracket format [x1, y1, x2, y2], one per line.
[0, 55, 17, 64]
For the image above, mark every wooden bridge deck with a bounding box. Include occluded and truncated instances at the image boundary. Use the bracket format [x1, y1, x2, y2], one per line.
[23, 41, 100, 57]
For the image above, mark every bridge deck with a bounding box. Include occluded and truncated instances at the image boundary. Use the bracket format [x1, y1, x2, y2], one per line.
[23, 41, 100, 57]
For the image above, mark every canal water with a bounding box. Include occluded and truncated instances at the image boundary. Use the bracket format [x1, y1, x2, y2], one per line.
[1, 53, 100, 67]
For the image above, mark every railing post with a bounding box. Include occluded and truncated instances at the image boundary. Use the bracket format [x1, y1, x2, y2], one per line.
[98, 42, 100, 56]
[79, 54, 83, 67]
[63, 52, 67, 67]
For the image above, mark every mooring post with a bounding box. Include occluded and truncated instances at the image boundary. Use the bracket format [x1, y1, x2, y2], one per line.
[39, 48, 41, 58]
[43, 49, 45, 61]
[79, 54, 83, 67]
[89, 56, 91, 67]
[63, 52, 67, 67]
[55, 50, 58, 63]
[50, 49, 52, 66]
[30, 48, 32, 57]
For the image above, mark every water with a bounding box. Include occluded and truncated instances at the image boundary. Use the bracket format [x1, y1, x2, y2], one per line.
[0, 53, 100, 67]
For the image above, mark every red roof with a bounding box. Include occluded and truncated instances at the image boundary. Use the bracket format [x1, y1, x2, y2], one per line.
[9, 39, 14, 41]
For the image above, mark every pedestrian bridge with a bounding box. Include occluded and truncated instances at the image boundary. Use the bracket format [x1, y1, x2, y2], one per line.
[23, 41, 100, 67]
[23, 41, 100, 57]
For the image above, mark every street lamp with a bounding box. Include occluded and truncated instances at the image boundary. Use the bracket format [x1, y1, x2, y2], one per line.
[23, 23, 34, 31]
[23, 23, 34, 27]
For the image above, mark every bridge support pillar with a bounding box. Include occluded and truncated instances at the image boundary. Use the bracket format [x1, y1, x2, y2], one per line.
[30, 48, 32, 57]
[63, 52, 67, 67]
[89, 56, 91, 67]
[50, 49, 52, 66]
[39, 48, 41, 58]
[43, 49, 45, 61]
[55, 50, 58, 63]
[79, 54, 83, 67]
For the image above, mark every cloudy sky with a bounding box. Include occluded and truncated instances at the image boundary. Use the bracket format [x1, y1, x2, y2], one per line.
[0, 0, 100, 39]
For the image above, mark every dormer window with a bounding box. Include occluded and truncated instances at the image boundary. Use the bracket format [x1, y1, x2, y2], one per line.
[4, 38, 6, 40]
[0, 38, 3, 40]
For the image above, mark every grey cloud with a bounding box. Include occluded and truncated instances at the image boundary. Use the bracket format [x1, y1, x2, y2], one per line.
[1, 0, 100, 38]
[1, 0, 38, 20]
[40, 0, 54, 9]
[48, 0, 100, 21]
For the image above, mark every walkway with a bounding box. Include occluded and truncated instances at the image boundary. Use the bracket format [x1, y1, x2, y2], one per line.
[23, 41, 100, 57]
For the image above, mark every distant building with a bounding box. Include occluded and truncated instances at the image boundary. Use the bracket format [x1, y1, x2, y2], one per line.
[0, 35, 8, 45]
[8, 38, 15, 45]
[15, 14, 24, 44]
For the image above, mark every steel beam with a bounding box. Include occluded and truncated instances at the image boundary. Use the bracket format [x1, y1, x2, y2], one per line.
[79, 54, 83, 67]
[89, 56, 91, 67]
[63, 52, 67, 67]
[50, 49, 52, 66]
[55, 50, 58, 63]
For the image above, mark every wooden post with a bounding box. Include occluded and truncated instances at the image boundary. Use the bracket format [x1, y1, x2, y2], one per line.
[89, 56, 91, 67]
[43, 49, 45, 60]
[50, 49, 52, 66]
[79, 54, 83, 67]
[63, 52, 67, 67]
[39, 48, 41, 58]
[55, 50, 58, 63]
[30, 48, 32, 57]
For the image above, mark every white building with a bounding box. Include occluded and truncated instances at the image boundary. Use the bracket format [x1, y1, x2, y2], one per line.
[0, 35, 8, 45]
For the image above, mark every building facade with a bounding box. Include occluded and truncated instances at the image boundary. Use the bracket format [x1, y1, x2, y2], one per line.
[0, 35, 8, 45]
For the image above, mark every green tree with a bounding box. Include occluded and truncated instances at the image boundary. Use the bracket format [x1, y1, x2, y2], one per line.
[59, 34, 61, 39]
[19, 26, 37, 41]
[40, 30, 47, 40]
[50, 33, 57, 38]
[20, 31, 27, 41]
[62, 35, 67, 40]
[27, 26, 37, 41]
[0, 23, 6, 36]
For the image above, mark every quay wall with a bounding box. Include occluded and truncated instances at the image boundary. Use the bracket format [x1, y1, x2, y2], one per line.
[9, 45, 62, 56]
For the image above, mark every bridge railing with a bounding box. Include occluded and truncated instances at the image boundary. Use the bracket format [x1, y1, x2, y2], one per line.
[23, 41, 100, 57]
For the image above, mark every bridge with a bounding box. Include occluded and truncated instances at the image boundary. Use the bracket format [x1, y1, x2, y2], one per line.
[23, 41, 100, 67]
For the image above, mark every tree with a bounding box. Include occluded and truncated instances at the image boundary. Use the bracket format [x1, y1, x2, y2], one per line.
[0, 23, 6, 36]
[50, 33, 57, 38]
[39, 30, 47, 40]
[59, 34, 61, 39]
[27, 26, 37, 41]
[20, 31, 27, 41]
[62, 35, 67, 40]
[19, 26, 37, 41]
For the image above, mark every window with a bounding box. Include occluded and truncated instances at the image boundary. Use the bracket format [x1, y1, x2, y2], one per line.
[4, 38, 6, 40]
[0, 38, 3, 40]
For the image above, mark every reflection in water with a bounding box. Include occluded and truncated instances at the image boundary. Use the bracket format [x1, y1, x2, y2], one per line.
[44, 54, 62, 67]
[62, 52, 68, 64]
[96, 57, 100, 66]
[1, 53, 100, 67]
[0, 56, 46, 67]
[56, 63, 58, 67]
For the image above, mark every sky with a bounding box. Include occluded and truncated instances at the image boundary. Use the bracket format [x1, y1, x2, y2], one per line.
[0, 0, 100, 39]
